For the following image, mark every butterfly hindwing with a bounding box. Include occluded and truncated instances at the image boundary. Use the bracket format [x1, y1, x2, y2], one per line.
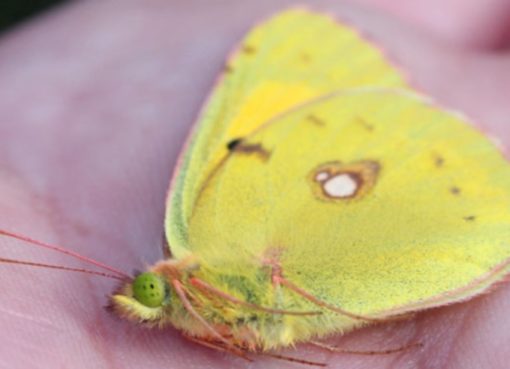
[187, 89, 510, 317]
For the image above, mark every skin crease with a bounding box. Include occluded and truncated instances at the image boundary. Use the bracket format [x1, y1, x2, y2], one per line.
[1, 0, 510, 368]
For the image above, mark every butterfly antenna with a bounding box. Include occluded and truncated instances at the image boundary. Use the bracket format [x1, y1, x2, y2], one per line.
[0, 257, 128, 281]
[0, 229, 131, 280]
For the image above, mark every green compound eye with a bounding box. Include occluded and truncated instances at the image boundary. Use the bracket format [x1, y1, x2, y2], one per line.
[132, 272, 168, 308]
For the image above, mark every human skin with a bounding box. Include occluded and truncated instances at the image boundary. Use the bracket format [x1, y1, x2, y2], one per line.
[1, 1, 510, 368]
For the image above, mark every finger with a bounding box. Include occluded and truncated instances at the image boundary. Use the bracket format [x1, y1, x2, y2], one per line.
[353, 0, 510, 50]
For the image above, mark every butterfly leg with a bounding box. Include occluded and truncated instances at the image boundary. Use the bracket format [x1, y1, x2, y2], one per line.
[258, 351, 327, 367]
[309, 340, 423, 355]
[172, 279, 250, 359]
[183, 334, 254, 362]
[183, 333, 327, 367]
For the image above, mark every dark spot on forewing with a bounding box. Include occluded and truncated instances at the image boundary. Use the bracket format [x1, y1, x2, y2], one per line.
[464, 215, 476, 222]
[230, 141, 271, 161]
[227, 138, 243, 151]
[306, 114, 325, 126]
[433, 154, 445, 168]
[300, 52, 311, 63]
[242, 44, 256, 54]
[450, 187, 461, 195]
[356, 117, 374, 131]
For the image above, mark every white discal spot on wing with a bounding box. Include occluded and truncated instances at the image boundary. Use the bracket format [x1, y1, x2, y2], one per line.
[322, 174, 358, 198]
[310, 160, 379, 201]
[315, 171, 329, 182]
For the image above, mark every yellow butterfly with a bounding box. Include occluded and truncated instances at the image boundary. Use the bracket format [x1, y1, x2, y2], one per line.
[4, 8, 510, 367]
[106, 8, 510, 362]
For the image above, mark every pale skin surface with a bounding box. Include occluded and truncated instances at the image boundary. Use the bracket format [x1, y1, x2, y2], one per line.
[1, 0, 510, 368]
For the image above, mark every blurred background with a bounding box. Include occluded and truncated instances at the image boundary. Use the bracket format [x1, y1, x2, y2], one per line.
[0, 0, 66, 32]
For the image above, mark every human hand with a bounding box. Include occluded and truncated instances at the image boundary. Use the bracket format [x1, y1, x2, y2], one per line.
[1, 1, 509, 368]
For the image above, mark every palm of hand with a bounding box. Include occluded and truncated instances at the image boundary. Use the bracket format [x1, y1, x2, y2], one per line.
[1, 1, 510, 368]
